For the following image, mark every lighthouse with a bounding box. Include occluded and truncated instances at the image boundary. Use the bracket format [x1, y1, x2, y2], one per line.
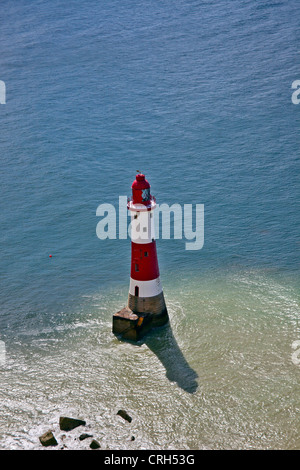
[113, 173, 169, 340]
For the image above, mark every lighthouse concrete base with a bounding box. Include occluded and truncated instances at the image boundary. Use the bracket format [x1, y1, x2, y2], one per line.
[112, 307, 154, 341]
[113, 302, 169, 341]
[128, 292, 169, 328]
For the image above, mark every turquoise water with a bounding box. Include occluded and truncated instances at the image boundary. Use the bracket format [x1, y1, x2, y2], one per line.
[0, 0, 299, 449]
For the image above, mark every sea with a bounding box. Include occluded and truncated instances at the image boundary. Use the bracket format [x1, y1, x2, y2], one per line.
[0, 0, 299, 450]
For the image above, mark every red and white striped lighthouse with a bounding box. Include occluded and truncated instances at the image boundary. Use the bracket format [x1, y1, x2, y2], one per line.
[113, 173, 169, 340]
[127, 173, 168, 326]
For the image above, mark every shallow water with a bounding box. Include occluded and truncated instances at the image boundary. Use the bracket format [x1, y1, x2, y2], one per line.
[0, 268, 299, 449]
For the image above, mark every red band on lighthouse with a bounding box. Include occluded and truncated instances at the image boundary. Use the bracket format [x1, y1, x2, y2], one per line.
[130, 241, 159, 281]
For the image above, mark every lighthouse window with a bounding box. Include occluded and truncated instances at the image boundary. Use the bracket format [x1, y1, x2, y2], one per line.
[144, 251, 148, 257]
[135, 286, 139, 297]
[142, 188, 150, 201]
[135, 263, 139, 272]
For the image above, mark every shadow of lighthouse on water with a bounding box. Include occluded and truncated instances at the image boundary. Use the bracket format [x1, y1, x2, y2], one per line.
[144, 324, 199, 394]
[117, 323, 199, 394]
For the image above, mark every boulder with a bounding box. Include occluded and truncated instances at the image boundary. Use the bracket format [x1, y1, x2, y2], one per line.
[117, 409, 132, 423]
[39, 430, 58, 447]
[59, 416, 86, 431]
[90, 439, 101, 449]
[79, 433, 93, 441]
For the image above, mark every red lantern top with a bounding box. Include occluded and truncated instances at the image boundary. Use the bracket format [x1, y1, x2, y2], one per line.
[132, 174, 150, 190]
[131, 174, 151, 205]
[128, 173, 156, 210]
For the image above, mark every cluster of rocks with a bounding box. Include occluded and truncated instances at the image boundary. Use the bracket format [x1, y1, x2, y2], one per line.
[39, 412, 133, 450]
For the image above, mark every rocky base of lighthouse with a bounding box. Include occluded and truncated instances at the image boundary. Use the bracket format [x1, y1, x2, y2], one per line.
[127, 292, 169, 328]
[113, 302, 169, 341]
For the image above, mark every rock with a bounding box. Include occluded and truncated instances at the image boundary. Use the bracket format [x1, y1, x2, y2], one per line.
[113, 308, 139, 341]
[59, 416, 86, 431]
[90, 439, 101, 449]
[79, 433, 93, 441]
[39, 430, 58, 447]
[117, 409, 132, 423]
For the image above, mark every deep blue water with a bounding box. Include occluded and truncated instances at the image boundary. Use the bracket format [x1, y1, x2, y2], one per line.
[0, 0, 299, 449]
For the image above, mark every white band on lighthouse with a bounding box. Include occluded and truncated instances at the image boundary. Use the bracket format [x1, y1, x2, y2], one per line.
[129, 277, 163, 298]
[129, 210, 156, 244]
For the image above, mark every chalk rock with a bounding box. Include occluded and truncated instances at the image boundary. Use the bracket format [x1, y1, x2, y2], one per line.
[117, 409, 132, 423]
[90, 439, 101, 449]
[39, 430, 58, 447]
[59, 416, 86, 431]
[79, 433, 93, 441]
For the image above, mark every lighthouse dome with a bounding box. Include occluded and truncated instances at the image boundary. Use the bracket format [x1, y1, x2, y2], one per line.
[131, 174, 151, 205]
[131, 174, 150, 190]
